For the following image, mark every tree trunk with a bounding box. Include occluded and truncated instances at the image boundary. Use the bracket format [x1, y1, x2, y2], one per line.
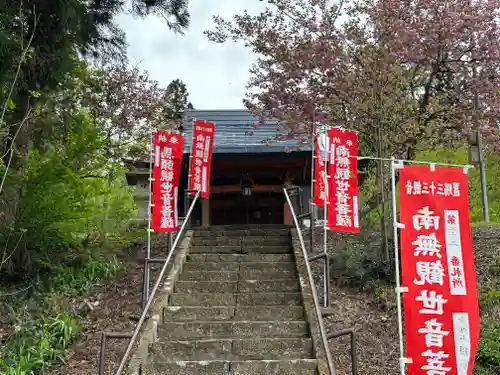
[0, 95, 32, 227]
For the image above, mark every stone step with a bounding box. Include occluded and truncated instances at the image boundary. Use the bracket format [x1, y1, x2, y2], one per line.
[233, 305, 305, 320]
[174, 280, 300, 293]
[193, 228, 290, 237]
[240, 268, 297, 279]
[236, 292, 303, 306]
[190, 245, 292, 254]
[162, 305, 306, 321]
[169, 293, 303, 306]
[179, 269, 297, 281]
[239, 279, 300, 293]
[157, 321, 309, 339]
[193, 236, 291, 246]
[183, 261, 239, 271]
[149, 338, 314, 361]
[175, 281, 237, 293]
[179, 271, 239, 281]
[186, 253, 294, 263]
[182, 261, 296, 272]
[143, 359, 318, 375]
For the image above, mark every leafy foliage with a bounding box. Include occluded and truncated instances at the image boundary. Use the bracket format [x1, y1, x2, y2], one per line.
[477, 324, 500, 372]
[0, 252, 124, 375]
[0, 2, 193, 374]
[206, 0, 500, 153]
[327, 231, 395, 288]
[0, 313, 80, 375]
[205, 0, 500, 222]
[0, 110, 136, 278]
[163, 78, 195, 124]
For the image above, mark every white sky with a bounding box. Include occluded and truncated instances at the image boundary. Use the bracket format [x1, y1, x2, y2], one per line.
[115, 1, 268, 110]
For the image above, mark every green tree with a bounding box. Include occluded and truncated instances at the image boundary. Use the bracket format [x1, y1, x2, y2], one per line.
[0, 109, 137, 278]
[0, 1, 190, 227]
[0, 0, 191, 178]
[163, 79, 194, 124]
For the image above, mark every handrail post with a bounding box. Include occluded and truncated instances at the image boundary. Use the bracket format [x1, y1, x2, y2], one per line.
[323, 253, 331, 308]
[327, 329, 358, 375]
[114, 191, 200, 375]
[351, 331, 358, 375]
[99, 332, 106, 375]
[283, 188, 336, 375]
[310, 215, 314, 253]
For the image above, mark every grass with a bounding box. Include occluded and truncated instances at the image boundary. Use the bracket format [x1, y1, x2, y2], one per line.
[0, 255, 124, 375]
[417, 147, 500, 225]
[0, 227, 143, 375]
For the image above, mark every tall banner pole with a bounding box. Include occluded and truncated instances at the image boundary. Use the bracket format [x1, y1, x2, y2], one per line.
[322, 126, 330, 308]
[390, 157, 406, 375]
[309, 126, 315, 253]
[142, 130, 154, 308]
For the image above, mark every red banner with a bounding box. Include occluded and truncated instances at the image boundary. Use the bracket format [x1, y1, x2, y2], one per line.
[152, 131, 184, 232]
[399, 165, 479, 375]
[327, 128, 359, 232]
[313, 127, 329, 206]
[188, 120, 215, 199]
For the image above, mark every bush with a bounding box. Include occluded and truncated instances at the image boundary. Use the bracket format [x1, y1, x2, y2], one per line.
[476, 324, 500, 373]
[48, 255, 123, 296]
[0, 111, 137, 279]
[327, 231, 395, 288]
[0, 253, 124, 375]
[0, 313, 80, 375]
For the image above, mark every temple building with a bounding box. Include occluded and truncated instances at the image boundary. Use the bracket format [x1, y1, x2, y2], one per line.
[125, 109, 312, 227]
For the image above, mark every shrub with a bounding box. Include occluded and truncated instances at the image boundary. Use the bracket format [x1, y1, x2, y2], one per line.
[476, 324, 500, 373]
[0, 313, 80, 375]
[327, 231, 395, 288]
[0, 111, 137, 279]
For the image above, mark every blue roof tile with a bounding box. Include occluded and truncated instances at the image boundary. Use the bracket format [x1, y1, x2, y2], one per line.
[181, 109, 310, 154]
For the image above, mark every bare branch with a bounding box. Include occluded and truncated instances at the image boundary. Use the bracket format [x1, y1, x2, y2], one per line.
[0, 230, 25, 273]
[0, 106, 33, 195]
[0, 5, 38, 127]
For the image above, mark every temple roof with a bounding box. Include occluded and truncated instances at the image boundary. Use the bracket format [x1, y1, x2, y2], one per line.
[181, 109, 310, 154]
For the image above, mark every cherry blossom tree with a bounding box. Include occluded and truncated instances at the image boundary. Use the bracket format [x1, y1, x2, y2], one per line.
[205, 0, 500, 160]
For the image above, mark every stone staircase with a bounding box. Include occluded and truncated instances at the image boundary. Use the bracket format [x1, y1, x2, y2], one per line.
[142, 225, 319, 375]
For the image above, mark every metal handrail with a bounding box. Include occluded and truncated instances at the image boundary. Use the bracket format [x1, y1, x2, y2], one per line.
[114, 190, 201, 375]
[283, 188, 336, 375]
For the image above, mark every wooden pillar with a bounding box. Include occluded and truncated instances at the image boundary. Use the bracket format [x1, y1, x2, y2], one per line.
[201, 197, 210, 228]
[283, 174, 294, 226]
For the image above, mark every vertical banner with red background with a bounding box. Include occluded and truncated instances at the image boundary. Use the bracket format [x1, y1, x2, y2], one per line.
[313, 126, 329, 206]
[188, 119, 215, 198]
[399, 165, 479, 375]
[327, 128, 359, 232]
[152, 131, 184, 232]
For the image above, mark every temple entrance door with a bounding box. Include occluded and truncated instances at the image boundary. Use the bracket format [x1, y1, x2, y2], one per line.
[210, 190, 284, 225]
